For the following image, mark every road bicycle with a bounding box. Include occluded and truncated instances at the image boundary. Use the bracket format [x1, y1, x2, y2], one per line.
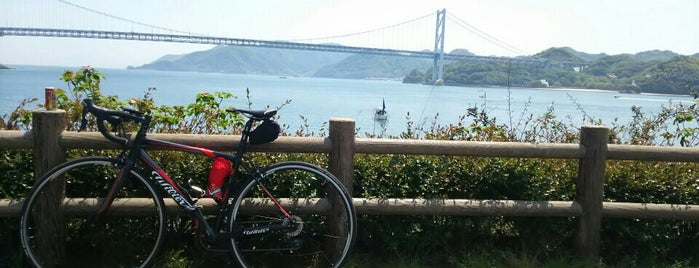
[20, 99, 357, 267]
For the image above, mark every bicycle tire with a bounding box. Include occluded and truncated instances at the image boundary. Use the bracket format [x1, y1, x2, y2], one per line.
[20, 157, 166, 267]
[228, 161, 357, 268]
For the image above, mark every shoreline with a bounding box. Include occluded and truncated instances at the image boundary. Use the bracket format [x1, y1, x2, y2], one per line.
[439, 82, 692, 97]
[4, 64, 693, 97]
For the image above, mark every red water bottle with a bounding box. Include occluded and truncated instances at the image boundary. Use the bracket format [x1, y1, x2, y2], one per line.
[207, 157, 232, 202]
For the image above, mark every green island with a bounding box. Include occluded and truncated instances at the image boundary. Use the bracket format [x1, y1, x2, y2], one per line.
[404, 47, 699, 95]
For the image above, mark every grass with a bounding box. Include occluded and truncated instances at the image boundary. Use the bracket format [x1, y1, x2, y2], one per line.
[10, 245, 695, 268]
[153, 247, 697, 268]
[340, 250, 697, 268]
[344, 251, 583, 268]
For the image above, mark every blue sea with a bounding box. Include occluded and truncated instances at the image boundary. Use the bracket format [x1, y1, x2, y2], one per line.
[1, 65, 694, 137]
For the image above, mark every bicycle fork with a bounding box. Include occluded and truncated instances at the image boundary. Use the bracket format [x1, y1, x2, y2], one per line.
[96, 158, 135, 217]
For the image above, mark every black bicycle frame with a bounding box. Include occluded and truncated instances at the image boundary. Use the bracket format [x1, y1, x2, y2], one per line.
[81, 98, 292, 242]
[98, 128, 292, 242]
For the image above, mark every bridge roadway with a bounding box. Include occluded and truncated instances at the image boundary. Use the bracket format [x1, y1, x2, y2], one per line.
[1, 27, 551, 66]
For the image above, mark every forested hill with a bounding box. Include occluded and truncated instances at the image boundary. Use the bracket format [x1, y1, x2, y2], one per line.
[404, 47, 699, 95]
[130, 45, 350, 76]
[314, 54, 431, 79]
[130, 45, 431, 79]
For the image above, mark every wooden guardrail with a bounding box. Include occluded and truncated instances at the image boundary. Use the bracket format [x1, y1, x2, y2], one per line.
[1, 110, 698, 261]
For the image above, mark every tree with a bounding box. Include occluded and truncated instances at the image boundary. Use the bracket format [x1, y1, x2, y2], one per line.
[636, 56, 699, 94]
[403, 69, 426, 84]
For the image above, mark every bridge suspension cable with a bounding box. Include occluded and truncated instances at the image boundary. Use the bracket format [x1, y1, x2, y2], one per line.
[446, 11, 531, 56]
[280, 12, 435, 52]
[51, 0, 438, 52]
[56, 0, 194, 35]
[288, 12, 434, 43]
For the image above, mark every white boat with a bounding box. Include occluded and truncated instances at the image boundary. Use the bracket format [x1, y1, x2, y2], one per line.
[374, 99, 388, 121]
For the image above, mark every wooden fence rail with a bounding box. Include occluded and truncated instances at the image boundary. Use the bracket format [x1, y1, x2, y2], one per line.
[1, 110, 698, 260]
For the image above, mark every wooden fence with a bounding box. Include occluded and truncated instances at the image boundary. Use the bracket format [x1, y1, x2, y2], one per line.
[1, 110, 698, 261]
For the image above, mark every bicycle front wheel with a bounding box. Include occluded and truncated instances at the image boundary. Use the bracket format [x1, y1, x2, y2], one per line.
[20, 157, 166, 268]
[229, 161, 357, 268]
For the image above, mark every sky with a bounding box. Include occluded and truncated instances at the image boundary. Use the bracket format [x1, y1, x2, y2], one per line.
[1, 0, 698, 69]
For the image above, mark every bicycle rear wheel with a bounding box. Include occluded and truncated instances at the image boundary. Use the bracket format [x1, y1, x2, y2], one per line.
[20, 157, 166, 268]
[229, 161, 356, 268]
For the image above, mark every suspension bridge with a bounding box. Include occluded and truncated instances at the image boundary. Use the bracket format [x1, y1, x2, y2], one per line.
[1, 0, 558, 83]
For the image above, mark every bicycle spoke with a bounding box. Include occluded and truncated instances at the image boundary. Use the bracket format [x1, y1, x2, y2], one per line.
[20, 157, 166, 268]
[229, 162, 356, 268]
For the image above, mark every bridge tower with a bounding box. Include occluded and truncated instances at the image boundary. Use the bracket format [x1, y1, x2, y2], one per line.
[432, 8, 446, 85]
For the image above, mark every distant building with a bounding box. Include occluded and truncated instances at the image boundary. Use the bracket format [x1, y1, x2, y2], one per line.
[540, 79, 550, 87]
[573, 65, 587, 72]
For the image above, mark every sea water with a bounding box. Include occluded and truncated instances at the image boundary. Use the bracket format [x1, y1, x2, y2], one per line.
[1, 65, 694, 137]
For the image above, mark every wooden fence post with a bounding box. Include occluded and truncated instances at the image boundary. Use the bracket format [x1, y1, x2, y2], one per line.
[32, 109, 67, 266]
[326, 118, 355, 261]
[33, 109, 67, 179]
[574, 125, 608, 261]
[327, 118, 355, 196]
